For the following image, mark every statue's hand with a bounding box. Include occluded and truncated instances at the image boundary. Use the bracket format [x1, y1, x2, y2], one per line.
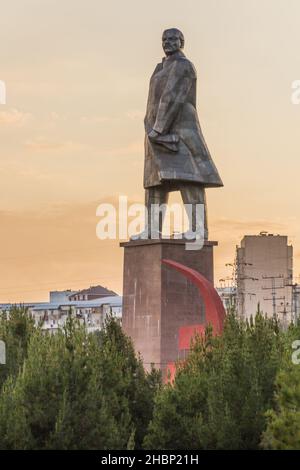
[148, 129, 160, 140]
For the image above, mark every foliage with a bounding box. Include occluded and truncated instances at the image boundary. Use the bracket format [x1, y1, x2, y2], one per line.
[261, 322, 300, 449]
[0, 313, 161, 449]
[144, 312, 286, 450]
[1, 306, 300, 450]
[0, 306, 35, 390]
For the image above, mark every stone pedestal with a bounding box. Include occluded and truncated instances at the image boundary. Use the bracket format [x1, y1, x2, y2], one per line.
[120, 239, 217, 375]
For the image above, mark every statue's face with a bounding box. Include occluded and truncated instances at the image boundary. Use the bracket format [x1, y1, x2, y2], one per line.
[162, 30, 182, 56]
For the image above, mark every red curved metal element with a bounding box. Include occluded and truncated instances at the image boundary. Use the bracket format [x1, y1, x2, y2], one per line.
[178, 324, 206, 350]
[162, 258, 226, 348]
[163, 258, 226, 382]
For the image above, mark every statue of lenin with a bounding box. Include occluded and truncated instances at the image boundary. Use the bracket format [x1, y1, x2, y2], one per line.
[138, 28, 223, 239]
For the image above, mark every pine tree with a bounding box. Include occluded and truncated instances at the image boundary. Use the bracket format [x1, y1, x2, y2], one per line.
[0, 306, 35, 390]
[262, 322, 300, 449]
[0, 313, 161, 450]
[144, 311, 285, 450]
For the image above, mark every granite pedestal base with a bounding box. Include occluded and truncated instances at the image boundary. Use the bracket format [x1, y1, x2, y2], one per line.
[120, 239, 217, 375]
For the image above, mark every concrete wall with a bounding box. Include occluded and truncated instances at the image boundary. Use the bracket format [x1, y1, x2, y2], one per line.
[237, 234, 293, 323]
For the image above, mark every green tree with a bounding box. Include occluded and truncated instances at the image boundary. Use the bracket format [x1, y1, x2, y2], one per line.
[0, 306, 35, 390]
[262, 323, 300, 449]
[48, 319, 125, 449]
[96, 317, 161, 449]
[0, 326, 69, 449]
[0, 314, 161, 450]
[144, 311, 285, 450]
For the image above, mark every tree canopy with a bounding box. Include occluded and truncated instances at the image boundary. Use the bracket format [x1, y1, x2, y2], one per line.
[0, 307, 299, 449]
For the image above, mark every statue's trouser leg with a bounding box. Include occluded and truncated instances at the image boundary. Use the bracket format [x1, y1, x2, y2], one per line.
[180, 184, 208, 240]
[145, 186, 169, 236]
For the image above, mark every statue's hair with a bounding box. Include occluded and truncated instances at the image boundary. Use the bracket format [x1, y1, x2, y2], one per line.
[162, 28, 185, 49]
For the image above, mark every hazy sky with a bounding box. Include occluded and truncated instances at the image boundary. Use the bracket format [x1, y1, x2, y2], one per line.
[1, 0, 300, 301]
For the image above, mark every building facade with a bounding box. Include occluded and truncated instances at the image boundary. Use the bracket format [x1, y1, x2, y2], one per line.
[0, 296, 122, 334]
[292, 284, 300, 323]
[217, 286, 236, 311]
[236, 233, 293, 323]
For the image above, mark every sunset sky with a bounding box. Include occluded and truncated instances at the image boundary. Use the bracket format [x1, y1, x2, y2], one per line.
[1, 0, 300, 302]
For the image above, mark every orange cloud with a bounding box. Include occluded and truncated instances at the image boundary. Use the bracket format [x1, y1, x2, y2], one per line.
[0, 108, 32, 126]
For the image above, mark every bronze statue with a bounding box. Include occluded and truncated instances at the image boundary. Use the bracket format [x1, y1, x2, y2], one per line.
[135, 28, 223, 239]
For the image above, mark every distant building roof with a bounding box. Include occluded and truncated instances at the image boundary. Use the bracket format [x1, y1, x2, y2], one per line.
[69, 285, 117, 298]
[0, 296, 123, 312]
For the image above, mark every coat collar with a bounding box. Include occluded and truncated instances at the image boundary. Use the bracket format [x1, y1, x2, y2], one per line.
[162, 50, 185, 65]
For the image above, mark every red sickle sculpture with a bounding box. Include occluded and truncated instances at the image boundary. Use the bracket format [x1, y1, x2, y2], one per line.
[162, 259, 225, 335]
[162, 259, 226, 380]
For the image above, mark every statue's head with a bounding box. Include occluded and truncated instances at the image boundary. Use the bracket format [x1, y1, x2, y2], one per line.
[162, 28, 184, 56]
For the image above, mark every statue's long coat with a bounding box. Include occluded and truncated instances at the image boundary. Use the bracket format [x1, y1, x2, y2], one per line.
[144, 50, 223, 189]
